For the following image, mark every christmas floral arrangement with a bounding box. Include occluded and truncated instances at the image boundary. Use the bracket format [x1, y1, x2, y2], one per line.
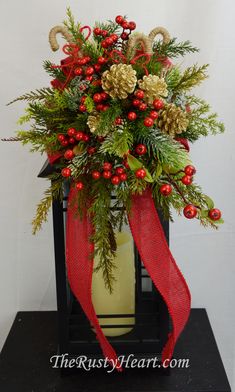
[5, 9, 224, 369]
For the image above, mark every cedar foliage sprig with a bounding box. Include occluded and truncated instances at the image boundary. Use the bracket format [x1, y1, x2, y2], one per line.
[32, 178, 63, 234]
[7, 88, 54, 106]
[153, 38, 199, 58]
[172, 64, 209, 94]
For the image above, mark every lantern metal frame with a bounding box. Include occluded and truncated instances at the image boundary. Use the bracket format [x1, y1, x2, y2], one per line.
[38, 161, 169, 362]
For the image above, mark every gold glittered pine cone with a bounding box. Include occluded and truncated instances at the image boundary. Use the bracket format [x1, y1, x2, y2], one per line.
[101, 64, 137, 99]
[138, 74, 168, 104]
[157, 103, 189, 137]
[87, 113, 100, 133]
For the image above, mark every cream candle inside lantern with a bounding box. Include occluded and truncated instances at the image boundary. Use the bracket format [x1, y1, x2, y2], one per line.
[92, 231, 135, 337]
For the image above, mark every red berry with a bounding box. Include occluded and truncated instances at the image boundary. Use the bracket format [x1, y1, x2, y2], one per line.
[119, 173, 127, 181]
[181, 175, 193, 185]
[102, 104, 110, 111]
[110, 34, 118, 42]
[85, 66, 94, 76]
[183, 204, 197, 219]
[79, 57, 88, 65]
[115, 167, 125, 175]
[149, 110, 159, 119]
[135, 144, 147, 155]
[74, 67, 83, 76]
[153, 99, 164, 110]
[128, 21, 136, 30]
[75, 131, 84, 141]
[115, 15, 124, 24]
[92, 170, 101, 180]
[144, 117, 154, 127]
[57, 134, 65, 142]
[96, 103, 105, 111]
[101, 30, 108, 37]
[175, 138, 190, 152]
[94, 64, 101, 72]
[67, 128, 76, 137]
[103, 162, 112, 170]
[87, 146, 96, 155]
[105, 37, 113, 46]
[122, 21, 129, 29]
[139, 102, 147, 111]
[128, 111, 137, 121]
[208, 208, 222, 221]
[97, 136, 105, 142]
[135, 168, 146, 179]
[94, 27, 101, 35]
[61, 167, 71, 178]
[68, 137, 76, 144]
[84, 56, 91, 63]
[132, 99, 141, 107]
[123, 160, 130, 169]
[184, 165, 196, 176]
[186, 104, 191, 113]
[160, 184, 172, 196]
[103, 170, 112, 179]
[98, 56, 107, 65]
[83, 134, 90, 142]
[79, 104, 87, 112]
[115, 117, 123, 125]
[80, 96, 86, 104]
[85, 76, 93, 82]
[120, 32, 129, 40]
[75, 181, 84, 190]
[93, 93, 102, 103]
[61, 139, 69, 147]
[100, 92, 108, 100]
[111, 175, 120, 185]
[64, 149, 74, 160]
[101, 40, 109, 48]
[135, 90, 144, 99]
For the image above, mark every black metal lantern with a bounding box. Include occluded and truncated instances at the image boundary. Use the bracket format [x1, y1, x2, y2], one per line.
[38, 161, 169, 363]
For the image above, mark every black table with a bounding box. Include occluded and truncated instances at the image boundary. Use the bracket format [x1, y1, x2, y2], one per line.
[0, 309, 231, 392]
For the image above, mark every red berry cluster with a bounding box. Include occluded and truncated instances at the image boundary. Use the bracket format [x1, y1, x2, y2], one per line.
[181, 165, 196, 185]
[127, 90, 164, 128]
[91, 162, 128, 185]
[115, 15, 136, 40]
[93, 27, 119, 49]
[93, 91, 110, 112]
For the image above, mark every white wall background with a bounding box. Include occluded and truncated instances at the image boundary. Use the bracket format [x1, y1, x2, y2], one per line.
[0, 0, 234, 388]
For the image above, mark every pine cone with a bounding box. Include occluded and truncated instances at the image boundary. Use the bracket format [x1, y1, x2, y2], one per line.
[138, 74, 168, 104]
[157, 103, 189, 136]
[101, 64, 137, 99]
[87, 113, 100, 133]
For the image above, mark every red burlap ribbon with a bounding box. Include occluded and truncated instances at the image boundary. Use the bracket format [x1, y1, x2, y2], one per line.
[66, 187, 123, 371]
[128, 188, 191, 361]
[65, 186, 191, 370]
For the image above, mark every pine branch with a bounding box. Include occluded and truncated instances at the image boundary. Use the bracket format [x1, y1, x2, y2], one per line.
[95, 102, 122, 136]
[7, 88, 54, 106]
[136, 128, 190, 171]
[99, 127, 133, 157]
[183, 95, 225, 141]
[172, 64, 209, 94]
[32, 180, 63, 234]
[43, 60, 66, 81]
[153, 38, 199, 58]
[89, 185, 117, 293]
[63, 7, 81, 41]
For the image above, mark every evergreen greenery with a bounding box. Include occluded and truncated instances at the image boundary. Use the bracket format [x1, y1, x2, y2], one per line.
[5, 10, 225, 291]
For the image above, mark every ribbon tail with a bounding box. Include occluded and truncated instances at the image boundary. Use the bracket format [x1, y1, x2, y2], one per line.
[66, 187, 122, 371]
[128, 188, 191, 363]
